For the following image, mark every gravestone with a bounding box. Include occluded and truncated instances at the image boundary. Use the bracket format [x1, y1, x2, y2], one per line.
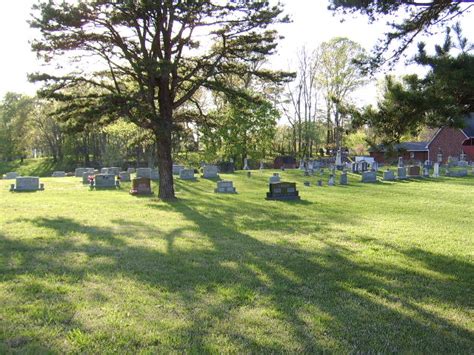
[357, 160, 368, 172]
[259, 161, 264, 170]
[119, 171, 131, 182]
[52, 171, 66, 177]
[130, 177, 153, 195]
[383, 170, 395, 181]
[328, 174, 335, 186]
[202, 165, 219, 179]
[433, 162, 440, 178]
[398, 157, 404, 168]
[307, 161, 314, 171]
[179, 168, 195, 180]
[317, 179, 323, 187]
[215, 180, 236, 193]
[136, 168, 152, 179]
[94, 174, 117, 188]
[397, 167, 407, 180]
[335, 149, 343, 169]
[127, 167, 136, 174]
[247, 171, 251, 178]
[82, 171, 94, 184]
[269, 173, 280, 184]
[299, 159, 305, 171]
[361, 171, 377, 183]
[407, 166, 421, 178]
[340, 172, 348, 185]
[371, 161, 379, 172]
[423, 167, 430, 178]
[150, 169, 160, 180]
[13, 177, 44, 191]
[437, 151, 443, 163]
[243, 158, 250, 170]
[218, 162, 235, 173]
[4, 172, 19, 179]
[108, 167, 121, 176]
[75, 168, 87, 177]
[351, 162, 359, 174]
[173, 164, 185, 175]
[446, 169, 468, 177]
[266, 182, 300, 201]
[304, 181, 311, 187]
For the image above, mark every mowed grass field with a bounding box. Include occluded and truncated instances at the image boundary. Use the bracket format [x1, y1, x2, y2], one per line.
[1, 169, 473, 353]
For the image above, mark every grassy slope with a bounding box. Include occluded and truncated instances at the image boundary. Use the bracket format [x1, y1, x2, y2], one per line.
[0, 158, 77, 178]
[0, 170, 473, 353]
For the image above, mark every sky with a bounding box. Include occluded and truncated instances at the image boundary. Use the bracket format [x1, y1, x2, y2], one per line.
[0, 0, 473, 105]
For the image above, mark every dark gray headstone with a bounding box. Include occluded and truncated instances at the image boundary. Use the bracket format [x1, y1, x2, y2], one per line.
[266, 182, 300, 200]
[339, 172, 348, 185]
[361, 171, 377, 183]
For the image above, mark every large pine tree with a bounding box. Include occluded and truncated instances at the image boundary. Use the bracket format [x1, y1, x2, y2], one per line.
[30, 0, 291, 199]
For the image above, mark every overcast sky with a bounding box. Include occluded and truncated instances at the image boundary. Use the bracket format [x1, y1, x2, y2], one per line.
[0, 0, 472, 105]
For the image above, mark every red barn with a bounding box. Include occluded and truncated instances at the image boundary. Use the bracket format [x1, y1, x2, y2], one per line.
[370, 114, 474, 164]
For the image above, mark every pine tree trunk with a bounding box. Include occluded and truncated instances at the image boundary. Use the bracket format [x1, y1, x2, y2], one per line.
[156, 130, 175, 200]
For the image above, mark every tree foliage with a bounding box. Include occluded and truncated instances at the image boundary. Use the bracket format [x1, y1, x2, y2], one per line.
[30, 0, 291, 198]
[351, 25, 474, 145]
[315, 37, 367, 149]
[329, 0, 474, 68]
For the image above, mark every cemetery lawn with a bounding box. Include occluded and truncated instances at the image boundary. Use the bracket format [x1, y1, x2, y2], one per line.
[1, 171, 473, 353]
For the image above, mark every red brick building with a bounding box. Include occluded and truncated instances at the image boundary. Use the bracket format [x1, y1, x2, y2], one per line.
[370, 114, 474, 163]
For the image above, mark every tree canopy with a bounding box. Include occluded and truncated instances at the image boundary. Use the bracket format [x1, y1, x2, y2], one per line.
[351, 25, 474, 145]
[30, 0, 292, 199]
[329, 0, 474, 68]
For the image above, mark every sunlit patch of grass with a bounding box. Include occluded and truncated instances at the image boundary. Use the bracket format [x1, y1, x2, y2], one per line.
[1, 170, 473, 352]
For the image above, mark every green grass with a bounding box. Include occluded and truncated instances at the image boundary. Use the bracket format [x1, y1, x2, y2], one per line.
[1, 170, 473, 353]
[0, 158, 77, 178]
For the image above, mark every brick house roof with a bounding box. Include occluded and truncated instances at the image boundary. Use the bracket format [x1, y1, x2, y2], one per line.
[369, 141, 428, 153]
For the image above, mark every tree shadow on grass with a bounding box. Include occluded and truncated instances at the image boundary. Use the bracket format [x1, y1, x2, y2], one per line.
[2, 202, 473, 352]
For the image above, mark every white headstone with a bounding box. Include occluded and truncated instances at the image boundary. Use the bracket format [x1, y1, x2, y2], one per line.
[179, 168, 195, 180]
[4, 172, 19, 180]
[215, 180, 236, 193]
[433, 163, 440, 178]
[94, 174, 116, 188]
[15, 176, 43, 191]
[119, 171, 131, 182]
[269, 173, 280, 184]
[243, 158, 250, 170]
[335, 150, 342, 166]
[299, 159, 305, 171]
[328, 174, 335, 186]
[202, 165, 219, 179]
